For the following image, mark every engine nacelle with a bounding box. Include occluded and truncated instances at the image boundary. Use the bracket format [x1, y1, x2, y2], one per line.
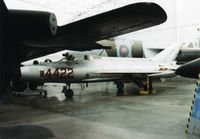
[104, 40, 144, 58]
[9, 10, 57, 38]
[131, 40, 143, 58]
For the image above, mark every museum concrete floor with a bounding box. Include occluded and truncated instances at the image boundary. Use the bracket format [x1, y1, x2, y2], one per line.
[0, 76, 199, 139]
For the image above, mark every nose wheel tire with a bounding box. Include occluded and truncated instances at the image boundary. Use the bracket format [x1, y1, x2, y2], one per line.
[65, 89, 74, 99]
[62, 86, 74, 99]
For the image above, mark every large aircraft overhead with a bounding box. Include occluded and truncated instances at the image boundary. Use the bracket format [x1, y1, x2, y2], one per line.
[4, 0, 143, 26]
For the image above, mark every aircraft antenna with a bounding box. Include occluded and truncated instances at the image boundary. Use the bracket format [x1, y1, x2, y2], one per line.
[99, 49, 105, 56]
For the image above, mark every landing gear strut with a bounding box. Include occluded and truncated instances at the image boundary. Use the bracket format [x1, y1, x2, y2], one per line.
[116, 81, 124, 96]
[138, 77, 156, 95]
[62, 84, 74, 99]
[146, 77, 153, 93]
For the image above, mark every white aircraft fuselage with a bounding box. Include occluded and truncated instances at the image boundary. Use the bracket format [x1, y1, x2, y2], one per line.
[19, 42, 182, 97]
[21, 56, 175, 84]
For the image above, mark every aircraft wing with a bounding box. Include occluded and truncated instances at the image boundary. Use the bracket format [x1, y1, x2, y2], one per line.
[3, 1, 167, 61]
[148, 71, 176, 78]
[57, 3, 167, 42]
[82, 78, 120, 83]
[91, 70, 160, 74]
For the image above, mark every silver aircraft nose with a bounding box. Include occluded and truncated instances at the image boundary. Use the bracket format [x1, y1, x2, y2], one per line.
[20, 65, 41, 81]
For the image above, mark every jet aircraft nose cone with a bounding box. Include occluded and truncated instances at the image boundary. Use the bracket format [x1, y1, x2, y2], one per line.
[20, 66, 31, 80]
[176, 58, 200, 79]
[20, 65, 42, 81]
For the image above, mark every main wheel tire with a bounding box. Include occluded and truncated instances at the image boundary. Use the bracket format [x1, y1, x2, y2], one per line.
[116, 82, 124, 96]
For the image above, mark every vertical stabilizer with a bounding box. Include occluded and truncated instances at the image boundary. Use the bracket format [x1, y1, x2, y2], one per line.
[151, 42, 184, 64]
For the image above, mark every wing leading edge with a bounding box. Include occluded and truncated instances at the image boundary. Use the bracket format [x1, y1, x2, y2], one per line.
[58, 2, 167, 41]
[22, 2, 167, 52]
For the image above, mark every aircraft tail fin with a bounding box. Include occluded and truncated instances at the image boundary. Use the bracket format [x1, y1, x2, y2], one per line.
[151, 42, 184, 64]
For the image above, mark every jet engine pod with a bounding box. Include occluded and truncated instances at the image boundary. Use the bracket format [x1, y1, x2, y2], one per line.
[101, 39, 144, 58]
[9, 10, 57, 37]
[131, 40, 143, 58]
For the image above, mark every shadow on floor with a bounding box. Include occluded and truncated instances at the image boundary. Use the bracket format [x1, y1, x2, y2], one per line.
[0, 125, 54, 139]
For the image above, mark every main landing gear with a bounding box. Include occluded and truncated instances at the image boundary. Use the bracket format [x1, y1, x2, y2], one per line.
[62, 84, 74, 99]
[135, 77, 156, 95]
[116, 81, 125, 96]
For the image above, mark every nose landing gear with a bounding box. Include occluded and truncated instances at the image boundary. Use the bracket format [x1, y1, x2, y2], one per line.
[62, 84, 74, 99]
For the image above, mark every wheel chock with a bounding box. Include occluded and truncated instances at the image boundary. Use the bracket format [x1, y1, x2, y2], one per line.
[139, 89, 156, 95]
[150, 90, 157, 95]
[139, 90, 149, 95]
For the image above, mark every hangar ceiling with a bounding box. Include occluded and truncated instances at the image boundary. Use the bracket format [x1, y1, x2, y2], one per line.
[4, 0, 136, 26]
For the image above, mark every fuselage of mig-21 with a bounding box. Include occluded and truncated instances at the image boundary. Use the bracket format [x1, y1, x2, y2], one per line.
[19, 42, 183, 98]
[20, 55, 176, 84]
